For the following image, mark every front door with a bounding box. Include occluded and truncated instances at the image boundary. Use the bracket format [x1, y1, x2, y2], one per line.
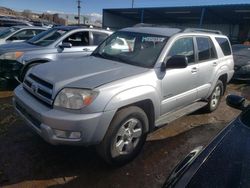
[161, 37, 198, 115]
[56, 31, 95, 60]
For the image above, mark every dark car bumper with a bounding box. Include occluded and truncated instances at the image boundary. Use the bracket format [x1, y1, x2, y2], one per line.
[0, 59, 23, 79]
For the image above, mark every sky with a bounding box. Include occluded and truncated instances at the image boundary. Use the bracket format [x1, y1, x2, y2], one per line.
[1, 0, 250, 15]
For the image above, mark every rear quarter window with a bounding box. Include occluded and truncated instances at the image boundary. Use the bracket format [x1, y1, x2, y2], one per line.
[216, 37, 232, 56]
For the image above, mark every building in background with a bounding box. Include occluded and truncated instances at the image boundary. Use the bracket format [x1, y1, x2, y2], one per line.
[103, 3, 250, 43]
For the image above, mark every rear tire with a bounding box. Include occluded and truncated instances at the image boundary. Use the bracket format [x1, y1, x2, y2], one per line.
[205, 80, 224, 112]
[96, 106, 148, 166]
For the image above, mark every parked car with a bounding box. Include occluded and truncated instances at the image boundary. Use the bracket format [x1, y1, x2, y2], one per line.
[163, 94, 250, 188]
[0, 18, 33, 31]
[32, 20, 53, 28]
[0, 26, 112, 80]
[0, 26, 47, 45]
[232, 44, 250, 80]
[13, 26, 234, 165]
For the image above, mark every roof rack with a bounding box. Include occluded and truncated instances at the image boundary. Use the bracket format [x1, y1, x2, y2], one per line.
[183, 28, 222, 35]
[133, 23, 171, 28]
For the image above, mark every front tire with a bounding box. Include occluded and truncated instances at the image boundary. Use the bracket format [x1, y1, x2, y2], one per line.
[96, 106, 149, 166]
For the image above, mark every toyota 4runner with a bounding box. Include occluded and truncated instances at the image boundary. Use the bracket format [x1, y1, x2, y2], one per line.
[13, 26, 234, 165]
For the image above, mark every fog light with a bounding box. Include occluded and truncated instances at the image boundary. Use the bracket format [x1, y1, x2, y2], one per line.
[69, 132, 81, 139]
[54, 129, 81, 139]
[54, 129, 67, 138]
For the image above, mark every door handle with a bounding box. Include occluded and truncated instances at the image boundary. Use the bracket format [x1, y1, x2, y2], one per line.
[212, 62, 217, 66]
[82, 48, 90, 51]
[191, 67, 198, 73]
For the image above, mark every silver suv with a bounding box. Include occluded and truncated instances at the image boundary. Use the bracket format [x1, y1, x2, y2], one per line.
[0, 26, 112, 80]
[13, 26, 234, 165]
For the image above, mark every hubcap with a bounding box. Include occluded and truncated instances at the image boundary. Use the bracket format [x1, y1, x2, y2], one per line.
[211, 86, 221, 108]
[111, 118, 142, 158]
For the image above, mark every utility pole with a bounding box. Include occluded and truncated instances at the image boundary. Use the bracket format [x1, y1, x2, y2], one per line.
[132, 0, 134, 8]
[77, 0, 81, 25]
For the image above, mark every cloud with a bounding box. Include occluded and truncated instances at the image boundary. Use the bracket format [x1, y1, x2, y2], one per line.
[46, 10, 66, 14]
[86, 12, 102, 21]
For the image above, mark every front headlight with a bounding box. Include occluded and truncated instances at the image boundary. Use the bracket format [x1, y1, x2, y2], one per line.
[54, 88, 98, 110]
[0, 51, 24, 60]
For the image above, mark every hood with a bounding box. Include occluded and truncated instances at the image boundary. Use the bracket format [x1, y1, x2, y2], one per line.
[30, 56, 148, 92]
[0, 42, 43, 55]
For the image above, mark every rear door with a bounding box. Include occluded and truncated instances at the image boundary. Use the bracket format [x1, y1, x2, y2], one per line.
[195, 36, 218, 99]
[161, 36, 198, 115]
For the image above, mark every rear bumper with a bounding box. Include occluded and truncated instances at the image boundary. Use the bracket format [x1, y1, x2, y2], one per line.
[13, 85, 116, 146]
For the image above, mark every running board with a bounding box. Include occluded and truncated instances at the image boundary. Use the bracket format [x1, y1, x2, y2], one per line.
[155, 101, 208, 127]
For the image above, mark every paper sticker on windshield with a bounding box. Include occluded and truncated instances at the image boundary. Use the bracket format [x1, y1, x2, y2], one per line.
[142, 37, 165, 42]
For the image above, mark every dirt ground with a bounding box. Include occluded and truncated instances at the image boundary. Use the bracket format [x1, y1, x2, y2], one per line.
[0, 80, 248, 188]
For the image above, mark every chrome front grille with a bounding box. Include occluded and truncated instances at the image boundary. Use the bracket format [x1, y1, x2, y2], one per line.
[23, 74, 53, 106]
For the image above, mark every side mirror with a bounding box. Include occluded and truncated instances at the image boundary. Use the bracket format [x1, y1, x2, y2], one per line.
[163, 55, 188, 70]
[226, 95, 247, 110]
[59, 42, 72, 48]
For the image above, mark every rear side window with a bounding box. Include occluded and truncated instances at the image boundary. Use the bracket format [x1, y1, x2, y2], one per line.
[216, 37, 232, 56]
[92, 32, 109, 45]
[196, 37, 216, 61]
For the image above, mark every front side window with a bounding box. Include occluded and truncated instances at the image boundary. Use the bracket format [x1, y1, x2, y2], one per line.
[197, 37, 216, 61]
[9, 29, 36, 40]
[63, 31, 89, 46]
[27, 28, 68, 46]
[168, 37, 195, 64]
[92, 31, 168, 68]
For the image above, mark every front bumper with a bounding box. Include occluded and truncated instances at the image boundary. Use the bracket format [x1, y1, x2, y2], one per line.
[0, 59, 23, 79]
[13, 85, 116, 146]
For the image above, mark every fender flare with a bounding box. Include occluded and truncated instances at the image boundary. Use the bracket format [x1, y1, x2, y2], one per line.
[104, 85, 161, 120]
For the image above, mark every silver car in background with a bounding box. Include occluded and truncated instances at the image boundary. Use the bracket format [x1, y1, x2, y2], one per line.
[0, 26, 112, 80]
[0, 26, 47, 45]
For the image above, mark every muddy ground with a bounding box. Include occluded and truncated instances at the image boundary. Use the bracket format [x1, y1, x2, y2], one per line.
[0, 80, 248, 188]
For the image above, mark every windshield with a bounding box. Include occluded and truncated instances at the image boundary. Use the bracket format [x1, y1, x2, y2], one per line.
[0, 27, 19, 39]
[27, 28, 67, 46]
[92, 31, 168, 68]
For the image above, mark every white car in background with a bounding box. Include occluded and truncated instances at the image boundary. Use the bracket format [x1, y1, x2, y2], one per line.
[0, 26, 47, 45]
